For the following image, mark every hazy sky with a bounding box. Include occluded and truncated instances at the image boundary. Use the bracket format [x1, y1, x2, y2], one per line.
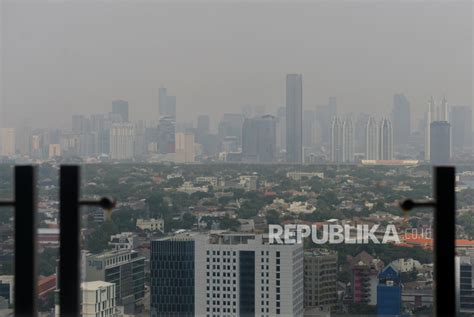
[1, 0, 472, 131]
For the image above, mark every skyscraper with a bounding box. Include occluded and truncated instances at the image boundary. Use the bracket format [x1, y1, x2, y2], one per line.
[379, 118, 393, 160]
[196, 115, 210, 135]
[150, 237, 195, 317]
[355, 113, 369, 154]
[330, 117, 343, 163]
[316, 97, 338, 146]
[286, 74, 303, 163]
[450, 105, 472, 153]
[159, 87, 176, 118]
[242, 115, 276, 163]
[342, 116, 355, 163]
[175, 132, 196, 163]
[109, 123, 134, 160]
[158, 116, 176, 154]
[218, 113, 244, 147]
[366, 117, 378, 160]
[0, 128, 15, 156]
[430, 121, 451, 165]
[112, 99, 129, 122]
[276, 106, 286, 153]
[303, 110, 316, 148]
[425, 97, 449, 160]
[392, 94, 411, 146]
[439, 97, 449, 121]
[151, 233, 304, 317]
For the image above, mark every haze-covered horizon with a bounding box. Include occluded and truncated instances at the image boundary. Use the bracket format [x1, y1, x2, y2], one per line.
[1, 0, 473, 131]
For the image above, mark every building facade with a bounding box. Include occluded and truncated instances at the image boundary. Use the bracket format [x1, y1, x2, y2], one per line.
[304, 249, 338, 311]
[379, 118, 393, 160]
[392, 93, 411, 146]
[430, 121, 451, 165]
[242, 115, 277, 163]
[109, 123, 134, 160]
[81, 281, 116, 317]
[151, 233, 304, 317]
[84, 250, 145, 314]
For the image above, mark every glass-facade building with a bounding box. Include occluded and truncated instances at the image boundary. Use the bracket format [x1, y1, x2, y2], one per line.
[150, 239, 195, 317]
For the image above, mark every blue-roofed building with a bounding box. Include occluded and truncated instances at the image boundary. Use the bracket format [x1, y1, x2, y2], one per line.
[377, 264, 402, 316]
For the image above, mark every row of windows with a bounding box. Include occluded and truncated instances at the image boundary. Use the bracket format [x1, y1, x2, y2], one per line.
[207, 250, 237, 256]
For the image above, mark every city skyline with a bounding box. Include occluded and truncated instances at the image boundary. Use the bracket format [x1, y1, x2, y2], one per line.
[1, 1, 472, 129]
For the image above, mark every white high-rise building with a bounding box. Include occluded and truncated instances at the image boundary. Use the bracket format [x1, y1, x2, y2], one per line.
[425, 97, 449, 161]
[379, 118, 393, 160]
[365, 117, 378, 160]
[342, 117, 354, 163]
[439, 97, 449, 121]
[330, 117, 343, 163]
[151, 233, 304, 317]
[109, 123, 134, 160]
[81, 281, 116, 317]
[1, 128, 15, 156]
[175, 132, 195, 163]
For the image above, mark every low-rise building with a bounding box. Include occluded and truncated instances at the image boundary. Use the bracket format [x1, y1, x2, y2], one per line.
[84, 249, 145, 314]
[136, 218, 164, 232]
[82, 281, 116, 317]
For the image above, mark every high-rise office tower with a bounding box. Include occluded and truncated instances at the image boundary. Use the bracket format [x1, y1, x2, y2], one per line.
[134, 120, 147, 157]
[158, 116, 176, 154]
[109, 123, 134, 160]
[392, 94, 411, 146]
[151, 233, 304, 317]
[425, 97, 449, 160]
[342, 116, 355, 163]
[0, 128, 15, 156]
[72, 115, 89, 134]
[425, 97, 436, 161]
[303, 110, 316, 148]
[175, 132, 196, 163]
[379, 118, 393, 160]
[457, 254, 474, 313]
[450, 105, 472, 152]
[242, 115, 276, 163]
[159, 87, 176, 118]
[218, 114, 244, 147]
[276, 107, 286, 153]
[112, 100, 129, 122]
[196, 115, 210, 141]
[81, 281, 116, 317]
[84, 250, 145, 314]
[439, 97, 449, 121]
[316, 97, 338, 146]
[430, 121, 451, 165]
[330, 117, 343, 163]
[355, 113, 369, 154]
[365, 117, 378, 160]
[304, 249, 338, 311]
[286, 74, 303, 163]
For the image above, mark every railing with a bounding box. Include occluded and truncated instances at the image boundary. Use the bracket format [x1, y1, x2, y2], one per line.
[0, 165, 458, 316]
[0, 166, 114, 317]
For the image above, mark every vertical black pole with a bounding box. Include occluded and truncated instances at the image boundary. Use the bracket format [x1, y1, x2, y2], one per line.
[14, 166, 37, 317]
[434, 166, 456, 316]
[59, 166, 80, 317]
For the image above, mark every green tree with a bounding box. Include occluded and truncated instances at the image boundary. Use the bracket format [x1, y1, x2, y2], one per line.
[220, 215, 240, 231]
